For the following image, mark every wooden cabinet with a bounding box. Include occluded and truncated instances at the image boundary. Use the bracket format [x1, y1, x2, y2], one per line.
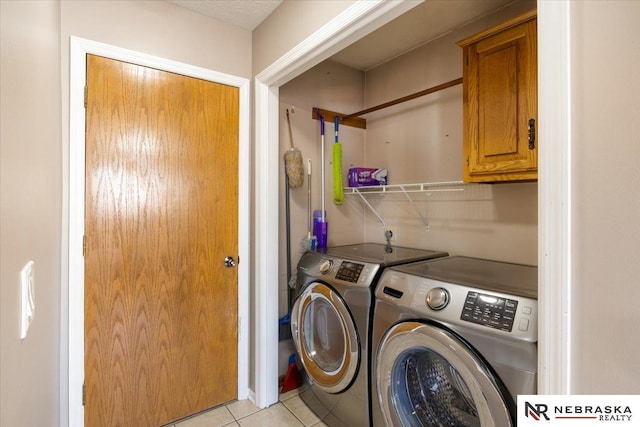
[457, 10, 537, 182]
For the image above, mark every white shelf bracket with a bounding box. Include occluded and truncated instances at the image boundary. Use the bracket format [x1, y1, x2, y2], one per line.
[345, 181, 467, 232]
[399, 185, 430, 231]
[352, 187, 386, 227]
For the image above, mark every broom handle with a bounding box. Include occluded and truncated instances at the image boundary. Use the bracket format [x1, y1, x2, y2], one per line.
[307, 159, 312, 236]
[286, 109, 294, 149]
[319, 114, 326, 221]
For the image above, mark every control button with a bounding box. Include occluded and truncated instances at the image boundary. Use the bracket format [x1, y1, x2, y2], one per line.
[518, 318, 530, 332]
[522, 306, 532, 315]
[426, 287, 450, 311]
[319, 260, 333, 274]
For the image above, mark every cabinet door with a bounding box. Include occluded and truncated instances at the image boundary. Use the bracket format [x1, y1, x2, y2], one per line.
[461, 14, 537, 182]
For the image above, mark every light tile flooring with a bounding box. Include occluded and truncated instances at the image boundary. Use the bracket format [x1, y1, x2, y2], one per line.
[167, 385, 327, 427]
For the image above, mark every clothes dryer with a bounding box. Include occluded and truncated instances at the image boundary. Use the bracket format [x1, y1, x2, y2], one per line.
[372, 256, 537, 427]
[291, 243, 448, 427]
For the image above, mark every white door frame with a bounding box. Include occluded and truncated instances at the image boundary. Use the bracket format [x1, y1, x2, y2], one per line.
[67, 36, 251, 426]
[537, 0, 573, 394]
[252, 0, 424, 407]
[252, 0, 572, 407]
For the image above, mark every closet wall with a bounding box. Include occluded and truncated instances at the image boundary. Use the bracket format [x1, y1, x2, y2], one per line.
[361, 0, 537, 262]
[278, 0, 537, 323]
[278, 61, 366, 374]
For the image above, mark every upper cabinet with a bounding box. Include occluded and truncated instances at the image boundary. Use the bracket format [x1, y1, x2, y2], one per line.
[457, 10, 537, 182]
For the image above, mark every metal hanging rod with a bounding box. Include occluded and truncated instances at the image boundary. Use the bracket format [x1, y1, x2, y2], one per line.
[312, 77, 463, 129]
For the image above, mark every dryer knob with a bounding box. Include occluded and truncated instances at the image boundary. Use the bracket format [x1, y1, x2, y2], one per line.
[426, 287, 449, 311]
[319, 260, 333, 275]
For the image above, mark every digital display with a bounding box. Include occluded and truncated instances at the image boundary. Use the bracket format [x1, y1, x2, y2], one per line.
[335, 261, 364, 283]
[460, 291, 518, 332]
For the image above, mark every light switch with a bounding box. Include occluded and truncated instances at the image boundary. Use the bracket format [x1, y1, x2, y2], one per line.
[20, 260, 35, 339]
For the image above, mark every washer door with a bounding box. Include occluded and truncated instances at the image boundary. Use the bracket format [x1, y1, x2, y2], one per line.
[291, 282, 359, 393]
[377, 321, 514, 427]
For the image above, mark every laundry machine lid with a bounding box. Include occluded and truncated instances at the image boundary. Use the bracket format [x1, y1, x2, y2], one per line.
[325, 243, 448, 267]
[392, 256, 537, 299]
[291, 282, 360, 393]
[376, 321, 514, 427]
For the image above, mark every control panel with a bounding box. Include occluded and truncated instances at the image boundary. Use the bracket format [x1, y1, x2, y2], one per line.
[296, 252, 380, 289]
[461, 291, 518, 332]
[376, 271, 538, 342]
[335, 261, 365, 283]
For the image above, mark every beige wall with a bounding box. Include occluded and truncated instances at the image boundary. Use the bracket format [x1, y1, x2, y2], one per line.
[1, 1, 251, 426]
[570, 0, 640, 393]
[274, 0, 640, 397]
[277, 60, 367, 376]
[276, 1, 537, 374]
[252, 0, 355, 75]
[60, 0, 251, 79]
[3, 3, 639, 426]
[279, 60, 366, 314]
[361, 0, 537, 265]
[278, 1, 538, 297]
[1, 1, 62, 426]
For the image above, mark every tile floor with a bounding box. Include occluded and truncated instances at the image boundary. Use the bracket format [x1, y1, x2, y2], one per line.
[167, 385, 326, 427]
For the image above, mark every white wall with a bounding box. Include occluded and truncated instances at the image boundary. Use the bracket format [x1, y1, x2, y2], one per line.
[570, 0, 640, 393]
[1, 2, 62, 426]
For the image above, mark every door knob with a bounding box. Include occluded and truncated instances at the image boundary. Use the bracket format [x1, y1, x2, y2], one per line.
[224, 256, 237, 268]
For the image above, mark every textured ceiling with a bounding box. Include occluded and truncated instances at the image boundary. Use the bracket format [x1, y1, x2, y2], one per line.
[168, 0, 283, 31]
[331, 0, 514, 71]
[167, 0, 515, 70]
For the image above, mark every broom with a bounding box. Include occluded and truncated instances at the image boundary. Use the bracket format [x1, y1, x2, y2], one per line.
[284, 109, 304, 188]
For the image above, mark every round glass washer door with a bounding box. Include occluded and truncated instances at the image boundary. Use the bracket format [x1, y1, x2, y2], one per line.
[376, 321, 514, 427]
[291, 282, 359, 393]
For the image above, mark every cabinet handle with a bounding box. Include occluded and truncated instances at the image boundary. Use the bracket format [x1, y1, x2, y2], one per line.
[528, 118, 536, 150]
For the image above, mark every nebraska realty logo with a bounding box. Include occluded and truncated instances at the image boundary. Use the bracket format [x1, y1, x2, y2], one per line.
[517, 396, 639, 426]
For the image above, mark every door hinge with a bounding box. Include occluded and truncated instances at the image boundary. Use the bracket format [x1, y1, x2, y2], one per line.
[84, 85, 88, 108]
[466, 156, 470, 166]
[83, 235, 86, 257]
[82, 383, 86, 406]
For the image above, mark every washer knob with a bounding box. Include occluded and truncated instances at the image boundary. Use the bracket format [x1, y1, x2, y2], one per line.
[426, 287, 449, 310]
[319, 260, 333, 274]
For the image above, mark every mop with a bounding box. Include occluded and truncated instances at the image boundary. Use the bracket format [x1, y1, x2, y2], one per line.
[315, 111, 328, 249]
[333, 116, 345, 205]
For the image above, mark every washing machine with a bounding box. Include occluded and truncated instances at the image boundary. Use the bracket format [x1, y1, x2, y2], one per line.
[291, 243, 448, 427]
[371, 256, 537, 427]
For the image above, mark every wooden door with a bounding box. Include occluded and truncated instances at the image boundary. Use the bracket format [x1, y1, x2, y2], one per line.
[459, 11, 537, 182]
[84, 54, 239, 427]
